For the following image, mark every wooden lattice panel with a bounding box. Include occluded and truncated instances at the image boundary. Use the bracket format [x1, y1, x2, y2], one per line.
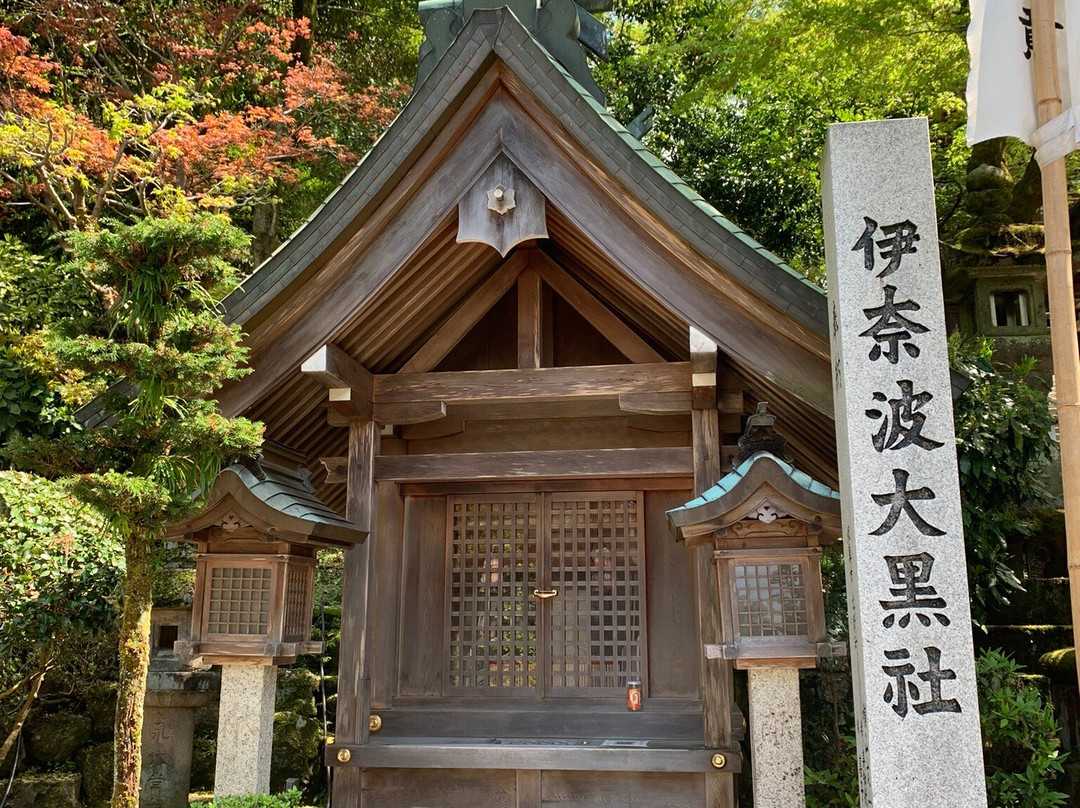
[734, 561, 809, 638]
[448, 497, 538, 688]
[207, 566, 271, 636]
[283, 564, 310, 641]
[546, 493, 645, 691]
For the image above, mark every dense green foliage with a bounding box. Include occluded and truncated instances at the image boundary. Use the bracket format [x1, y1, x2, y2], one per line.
[0, 238, 91, 445]
[0, 471, 121, 656]
[978, 650, 1069, 808]
[6, 212, 264, 516]
[950, 339, 1057, 625]
[0, 470, 123, 764]
[597, 1, 978, 277]
[3, 209, 264, 808]
[194, 788, 303, 808]
[805, 650, 1068, 807]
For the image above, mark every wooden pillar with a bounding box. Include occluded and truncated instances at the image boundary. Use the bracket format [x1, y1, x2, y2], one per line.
[690, 327, 737, 807]
[518, 267, 543, 369]
[333, 419, 379, 808]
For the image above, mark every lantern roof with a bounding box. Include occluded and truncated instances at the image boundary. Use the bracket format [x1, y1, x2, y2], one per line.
[164, 444, 365, 547]
[668, 405, 842, 542]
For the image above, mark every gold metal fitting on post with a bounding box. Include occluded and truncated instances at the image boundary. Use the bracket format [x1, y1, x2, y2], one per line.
[336, 748, 352, 763]
[710, 753, 727, 770]
[369, 714, 383, 732]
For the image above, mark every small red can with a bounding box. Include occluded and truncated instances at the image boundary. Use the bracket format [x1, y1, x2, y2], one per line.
[627, 678, 642, 711]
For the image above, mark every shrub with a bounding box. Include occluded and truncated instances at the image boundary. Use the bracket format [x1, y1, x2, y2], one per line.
[950, 338, 1056, 625]
[804, 650, 1067, 807]
[195, 788, 303, 808]
[979, 650, 1068, 807]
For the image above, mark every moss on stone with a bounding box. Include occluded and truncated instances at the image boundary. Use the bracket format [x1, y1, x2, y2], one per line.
[275, 670, 318, 718]
[75, 741, 113, 808]
[1038, 648, 1076, 684]
[152, 568, 196, 608]
[6, 773, 82, 808]
[270, 710, 322, 793]
[976, 626, 1075, 669]
[84, 684, 117, 742]
[966, 163, 1012, 192]
[25, 713, 92, 766]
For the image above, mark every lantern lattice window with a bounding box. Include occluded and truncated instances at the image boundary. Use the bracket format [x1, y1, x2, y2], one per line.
[733, 561, 809, 638]
[283, 564, 312, 642]
[207, 567, 272, 636]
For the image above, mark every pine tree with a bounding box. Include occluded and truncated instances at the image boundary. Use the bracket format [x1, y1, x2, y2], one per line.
[5, 208, 263, 808]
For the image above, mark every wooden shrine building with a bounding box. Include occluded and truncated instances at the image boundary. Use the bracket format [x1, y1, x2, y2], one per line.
[206, 3, 838, 806]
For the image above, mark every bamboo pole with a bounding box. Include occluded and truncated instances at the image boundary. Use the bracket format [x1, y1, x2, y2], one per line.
[1032, 0, 1080, 690]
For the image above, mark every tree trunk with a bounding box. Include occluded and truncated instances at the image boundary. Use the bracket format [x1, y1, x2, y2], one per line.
[110, 531, 153, 808]
[251, 202, 280, 267]
[292, 0, 317, 65]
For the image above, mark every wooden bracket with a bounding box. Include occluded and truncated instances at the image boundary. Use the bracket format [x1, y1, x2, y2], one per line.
[303, 344, 375, 421]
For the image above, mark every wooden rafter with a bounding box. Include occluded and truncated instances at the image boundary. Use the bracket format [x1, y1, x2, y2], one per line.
[531, 250, 664, 364]
[400, 252, 527, 374]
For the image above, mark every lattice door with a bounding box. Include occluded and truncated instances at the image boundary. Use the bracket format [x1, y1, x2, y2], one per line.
[447, 496, 539, 689]
[545, 493, 646, 694]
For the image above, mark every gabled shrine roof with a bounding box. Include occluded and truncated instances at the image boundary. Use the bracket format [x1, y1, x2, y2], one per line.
[209, 8, 840, 506]
[221, 9, 828, 349]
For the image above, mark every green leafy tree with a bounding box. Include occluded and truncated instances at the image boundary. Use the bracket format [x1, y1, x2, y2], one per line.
[597, 0, 971, 277]
[0, 236, 92, 445]
[951, 339, 1056, 625]
[0, 470, 123, 765]
[5, 209, 263, 808]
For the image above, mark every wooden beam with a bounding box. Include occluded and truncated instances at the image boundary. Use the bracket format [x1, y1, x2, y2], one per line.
[302, 344, 374, 398]
[328, 388, 370, 422]
[626, 414, 691, 433]
[399, 419, 466, 440]
[619, 391, 692, 415]
[346, 420, 379, 535]
[327, 398, 449, 428]
[319, 447, 692, 484]
[517, 267, 543, 369]
[327, 741, 742, 773]
[532, 251, 665, 364]
[401, 253, 527, 374]
[376, 362, 689, 405]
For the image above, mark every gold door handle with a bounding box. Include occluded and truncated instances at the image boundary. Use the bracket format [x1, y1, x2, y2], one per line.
[532, 588, 558, 600]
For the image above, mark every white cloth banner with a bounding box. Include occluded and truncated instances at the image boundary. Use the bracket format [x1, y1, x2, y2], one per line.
[966, 0, 1080, 146]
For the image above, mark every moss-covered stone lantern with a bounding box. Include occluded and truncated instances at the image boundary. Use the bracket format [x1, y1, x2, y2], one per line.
[163, 443, 365, 795]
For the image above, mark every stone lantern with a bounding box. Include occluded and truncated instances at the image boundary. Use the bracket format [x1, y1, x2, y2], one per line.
[164, 443, 365, 796]
[667, 404, 845, 808]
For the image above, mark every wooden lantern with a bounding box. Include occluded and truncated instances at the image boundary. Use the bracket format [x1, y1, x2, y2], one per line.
[668, 404, 845, 669]
[165, 444, 365, 665]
